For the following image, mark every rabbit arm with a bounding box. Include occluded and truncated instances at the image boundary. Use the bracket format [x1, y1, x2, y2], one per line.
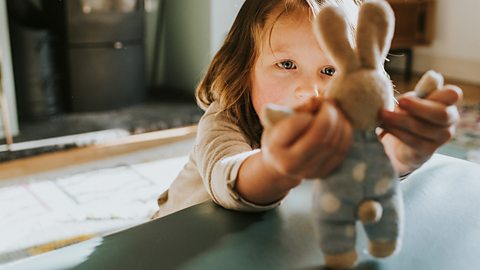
[261, 97, 323, 128]
[414, 70, 444, 98]
[315, 5, 359, 73]
[261, 104, 294, 128]
[356, 0, 395, 69]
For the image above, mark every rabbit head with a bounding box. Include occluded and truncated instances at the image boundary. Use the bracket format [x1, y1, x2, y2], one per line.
[314, 0, 395, 131]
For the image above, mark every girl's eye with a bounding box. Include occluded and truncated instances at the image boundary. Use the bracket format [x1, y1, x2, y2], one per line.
[321, 66, 336, 76]
[277, 60, 297, 70]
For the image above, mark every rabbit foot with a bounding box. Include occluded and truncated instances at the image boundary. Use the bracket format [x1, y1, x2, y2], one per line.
[368, 239, 397, 258]
[324, 249, 358, 269]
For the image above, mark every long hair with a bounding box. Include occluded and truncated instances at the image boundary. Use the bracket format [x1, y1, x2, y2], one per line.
[195, 0, 360, 146]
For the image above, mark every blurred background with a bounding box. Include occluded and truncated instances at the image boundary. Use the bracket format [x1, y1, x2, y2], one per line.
[0, 0, 478, 266]
[383, 0, 480, 162]
[0, 0, 479, 158]
[0, 0, 244, 160]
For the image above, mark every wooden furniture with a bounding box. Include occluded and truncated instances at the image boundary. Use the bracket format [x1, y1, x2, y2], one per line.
[4, 154, 480, 270]
[388, 0, 436, 81]
[0, 125, 197, 181]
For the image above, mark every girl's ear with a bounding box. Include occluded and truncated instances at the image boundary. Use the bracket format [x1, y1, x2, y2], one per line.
[314, 5, 358, 73]
[356, 0, 395, 69]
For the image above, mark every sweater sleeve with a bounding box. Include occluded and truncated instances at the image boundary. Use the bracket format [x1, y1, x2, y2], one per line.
[194, 103, 281, 212]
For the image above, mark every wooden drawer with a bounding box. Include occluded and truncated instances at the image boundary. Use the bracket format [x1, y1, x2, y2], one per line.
[387, 0, 435, 48]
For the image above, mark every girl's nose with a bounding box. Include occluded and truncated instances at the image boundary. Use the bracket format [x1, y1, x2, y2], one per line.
[295, 84, 320, 100]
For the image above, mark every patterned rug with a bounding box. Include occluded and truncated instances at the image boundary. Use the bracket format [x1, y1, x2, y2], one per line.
[0, 142, 192, 265]
[439, 103, 480, 164]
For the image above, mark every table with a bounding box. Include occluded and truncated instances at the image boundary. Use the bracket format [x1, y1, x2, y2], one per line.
[5, 154, 480, 270]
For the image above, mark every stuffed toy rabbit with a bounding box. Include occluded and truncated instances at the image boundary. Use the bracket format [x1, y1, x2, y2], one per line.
[261, 0, 444, 269]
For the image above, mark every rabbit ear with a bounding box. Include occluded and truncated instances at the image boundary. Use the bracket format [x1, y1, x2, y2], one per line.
[356, 0, 395, 69]
[414, 70, 444, 98]
[261, 104, 293, 128]
[314, 5, 359, 73]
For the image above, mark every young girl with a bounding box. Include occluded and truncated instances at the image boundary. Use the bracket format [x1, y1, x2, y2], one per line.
[153, 0, 462, 218]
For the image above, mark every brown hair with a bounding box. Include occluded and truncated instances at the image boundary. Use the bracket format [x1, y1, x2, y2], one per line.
[195, 0, 360, 146]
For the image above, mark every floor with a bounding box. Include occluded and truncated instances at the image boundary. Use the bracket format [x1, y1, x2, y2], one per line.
[0, 137, 194, 265]
[0, 97, 202, 265]
[0, 72, 479, 266]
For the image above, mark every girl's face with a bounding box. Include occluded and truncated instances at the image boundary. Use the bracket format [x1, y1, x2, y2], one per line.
[251, 10, 336, 115]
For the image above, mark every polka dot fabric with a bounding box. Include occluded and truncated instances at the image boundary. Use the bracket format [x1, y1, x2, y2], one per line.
[312, 130, 403, 256]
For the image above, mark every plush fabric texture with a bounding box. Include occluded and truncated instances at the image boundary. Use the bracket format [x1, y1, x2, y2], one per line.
[312, 130, 402, 255]
[261, 1, 448, 268]
[315, 0, 395, 131]
[414, 70, 444, 98]
[263, 1, 446, 268]
[313, 2, 402, 262]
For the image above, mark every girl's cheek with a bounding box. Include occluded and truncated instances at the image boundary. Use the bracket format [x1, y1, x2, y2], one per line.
[251, 68, 297, 112]
[252, 87, 291, 117]
[257, 85, 291, 107]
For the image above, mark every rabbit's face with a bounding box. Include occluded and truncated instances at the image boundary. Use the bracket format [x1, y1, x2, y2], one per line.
[327, 69, 394, 130]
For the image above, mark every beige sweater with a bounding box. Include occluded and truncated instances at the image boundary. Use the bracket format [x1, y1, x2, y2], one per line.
[154, 102, 281, 218]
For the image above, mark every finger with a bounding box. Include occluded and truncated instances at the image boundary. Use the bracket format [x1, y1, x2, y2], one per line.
[268, 113, 314, 147]
[300, 149, 332, 179]
[300, 129, 346, 179]
[297, 106, 352, 178]
[425, 85, 463, 105]
[381, 109, 456, 142]
[317, 120, 352, 177]
[310, 101, 340, 143]
[382, 126, 437, 155]
[291, 101, 338, 155]
[396, 97, 460, 126]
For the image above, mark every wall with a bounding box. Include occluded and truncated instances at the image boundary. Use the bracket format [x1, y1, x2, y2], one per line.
[152, 0, 243, 94]
[210, 0, 245, 54]
[144, 0, 160, 85]
[0, 0, 19, 139]
[156, 0, 480, 93]
[397, 0, 480, 84]
[162, 0, 211, 93]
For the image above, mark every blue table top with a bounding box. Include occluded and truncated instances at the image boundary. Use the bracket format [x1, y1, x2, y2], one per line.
[5, 154, 480, 270]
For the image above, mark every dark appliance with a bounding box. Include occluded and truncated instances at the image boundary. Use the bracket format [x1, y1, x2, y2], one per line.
[49, 0, 146, 112]
[7, 0, 63, 121]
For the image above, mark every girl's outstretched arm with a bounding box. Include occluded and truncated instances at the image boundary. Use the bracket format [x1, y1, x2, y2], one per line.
[236, 101, 352, 205]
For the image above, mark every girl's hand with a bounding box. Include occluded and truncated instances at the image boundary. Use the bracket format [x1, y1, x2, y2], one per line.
[380, 85, 463, 174]
[261, 98, 353, 180]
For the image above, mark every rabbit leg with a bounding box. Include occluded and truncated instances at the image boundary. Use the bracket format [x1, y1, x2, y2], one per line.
[314, 220, 358, 269]
[368, 239, 398, 258]
[363, 189, 404, 258]
[313, 194, 358, 267]
[313, 182, 359, 256]
[324, 249, 358, 270]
